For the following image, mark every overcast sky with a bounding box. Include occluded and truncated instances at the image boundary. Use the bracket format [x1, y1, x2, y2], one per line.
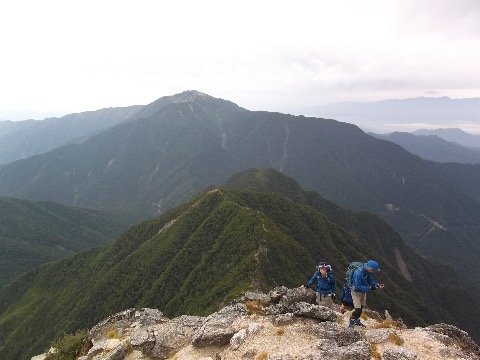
[1, 0, 479, 122]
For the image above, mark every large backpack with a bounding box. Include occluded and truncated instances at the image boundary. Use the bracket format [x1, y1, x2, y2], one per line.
[344, 261, 363, 290]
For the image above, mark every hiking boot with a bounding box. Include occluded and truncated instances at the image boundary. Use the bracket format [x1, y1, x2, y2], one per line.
[349, 318, 355, 329]
[354, 319, 366, 327]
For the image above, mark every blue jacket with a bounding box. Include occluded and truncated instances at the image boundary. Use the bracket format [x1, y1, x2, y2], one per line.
[352, 266, 379, 292]
[307, 271, 336, 295]
[341, 286, 353, 302]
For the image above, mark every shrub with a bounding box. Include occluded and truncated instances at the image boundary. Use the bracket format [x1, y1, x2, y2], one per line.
[257, 351, 269, 360]
[106, 329, 122, 339]
[370, 343, 381, 359]
[45, 330, 89, 360]
[275, 327, 285, 335]
[388, 331, 404, 346]
[124, 340, 133, 354]
[245, 300, 263, 314]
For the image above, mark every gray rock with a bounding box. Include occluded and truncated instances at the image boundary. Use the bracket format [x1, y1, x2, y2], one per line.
[438, 347, 472, 359]
[89, 308, 168, 340]
[102, 343, 126, 360]
[310, 321, 340, 339]
[263, 304, 287, 316]
[362, 308, 383, 322]
[428, 323, 480, 357]
[382, 347, 418, 360]
[278, 287, 316, 307]
[149, 320, 198, 358]
[241, 349, 258, 359]
[192, 303, 248, 347]
[244, 291, 271, 303]
[87, 338, 123, 358]
[365, 328, 394, 343]
[319, 340, 371, 360]
[272, 313, 295, 326]
[317, 338, 337, 350]
[288, 302, 337, 322]
[171, 315, 205, 330]
[230, 328, 247, 350]
[128, 328, 156, 353]
[247, 322, 263, 335]
[336, 328, 362, 347]
[268, 286, 289, 303]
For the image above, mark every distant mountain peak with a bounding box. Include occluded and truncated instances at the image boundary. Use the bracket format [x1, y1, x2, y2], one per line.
[132, 90, 242, 120]
[167, 90, 212, 103]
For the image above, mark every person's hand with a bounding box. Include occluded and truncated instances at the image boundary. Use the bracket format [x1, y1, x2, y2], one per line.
[378, 284, 385, 289]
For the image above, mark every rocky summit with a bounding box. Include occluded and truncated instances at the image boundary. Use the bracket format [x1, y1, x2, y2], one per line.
[33, 287, 480, 360]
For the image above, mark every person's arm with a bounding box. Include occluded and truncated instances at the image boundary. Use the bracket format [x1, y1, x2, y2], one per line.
[367, 273, 379, 288]
[330, 274, 336, 293]
[353, 269, 371, 292]
[306, 272, 318, 288]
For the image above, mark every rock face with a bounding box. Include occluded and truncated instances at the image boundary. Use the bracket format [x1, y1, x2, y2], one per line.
[34, 287, 480, 360]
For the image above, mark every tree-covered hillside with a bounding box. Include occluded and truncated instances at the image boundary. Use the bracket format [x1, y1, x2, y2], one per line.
[1, 180, 479, 359]
[0, 197, 135, 287]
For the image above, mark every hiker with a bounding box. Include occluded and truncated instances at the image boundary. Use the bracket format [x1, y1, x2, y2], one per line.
[304, 262, 336, 309]
[349, 260, 384, 328]
[339, 285, 354, 314]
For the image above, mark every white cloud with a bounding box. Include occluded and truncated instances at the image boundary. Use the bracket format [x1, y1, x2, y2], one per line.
[0, 0, 479, 121]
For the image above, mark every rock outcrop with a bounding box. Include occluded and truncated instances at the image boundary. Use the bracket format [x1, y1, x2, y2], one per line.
[33, 287, 480, 360]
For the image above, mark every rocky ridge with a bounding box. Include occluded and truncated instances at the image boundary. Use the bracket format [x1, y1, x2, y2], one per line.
[33, 287, 480, 360]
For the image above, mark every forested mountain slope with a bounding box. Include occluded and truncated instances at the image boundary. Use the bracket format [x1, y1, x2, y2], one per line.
[1, 174, 479, 358]
[0, 197, 134, 287]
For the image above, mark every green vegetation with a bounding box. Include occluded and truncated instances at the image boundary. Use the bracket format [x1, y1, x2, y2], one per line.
[44, 330, 88, 360]
[0, 170, 479, 358]
[0, 197, 134, 287]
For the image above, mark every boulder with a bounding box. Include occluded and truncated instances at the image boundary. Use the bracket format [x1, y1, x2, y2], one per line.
[336, 327, 362, 347]
[229, 328, 247, 350]
[365, 328, 394, 343]
[192, 303, 248, 347]
[318, 340, 371, 360]
[382, 347, 418, 360]
[288, 302, 337, 322]
[428, 323, 480, 357]
[89, 308, 168, 340]
[278, 287, 316, 307]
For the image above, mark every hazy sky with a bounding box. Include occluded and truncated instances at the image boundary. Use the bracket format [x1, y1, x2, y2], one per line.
[1, 0, 479, 121]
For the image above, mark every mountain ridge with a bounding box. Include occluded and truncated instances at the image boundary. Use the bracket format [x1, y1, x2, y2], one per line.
[369, 131, 480, 164]
[1, 91, 480, 291]
[33, 289, 480, 360]
[0, 105, 143, 166]
[412, 128, 480, 148]
[1, 170, 479, 358]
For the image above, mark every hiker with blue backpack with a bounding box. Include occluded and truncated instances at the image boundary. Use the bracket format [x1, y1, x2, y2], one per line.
[345, 260, 384, 328]
[304, 262, 336, 309]
[339, 285, 354, 314]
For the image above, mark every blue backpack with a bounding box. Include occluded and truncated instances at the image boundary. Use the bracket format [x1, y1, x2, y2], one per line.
[344, 261, 363, 290]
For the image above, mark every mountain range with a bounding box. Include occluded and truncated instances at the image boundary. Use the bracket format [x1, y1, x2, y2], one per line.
[1, 169, 479, 359]
[413, 128, 480, 148]
[1, 91, 480, 290]
[369, 131, 480, 164]
[306, 96, 480, 133]
[0, 105, 142, 166]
